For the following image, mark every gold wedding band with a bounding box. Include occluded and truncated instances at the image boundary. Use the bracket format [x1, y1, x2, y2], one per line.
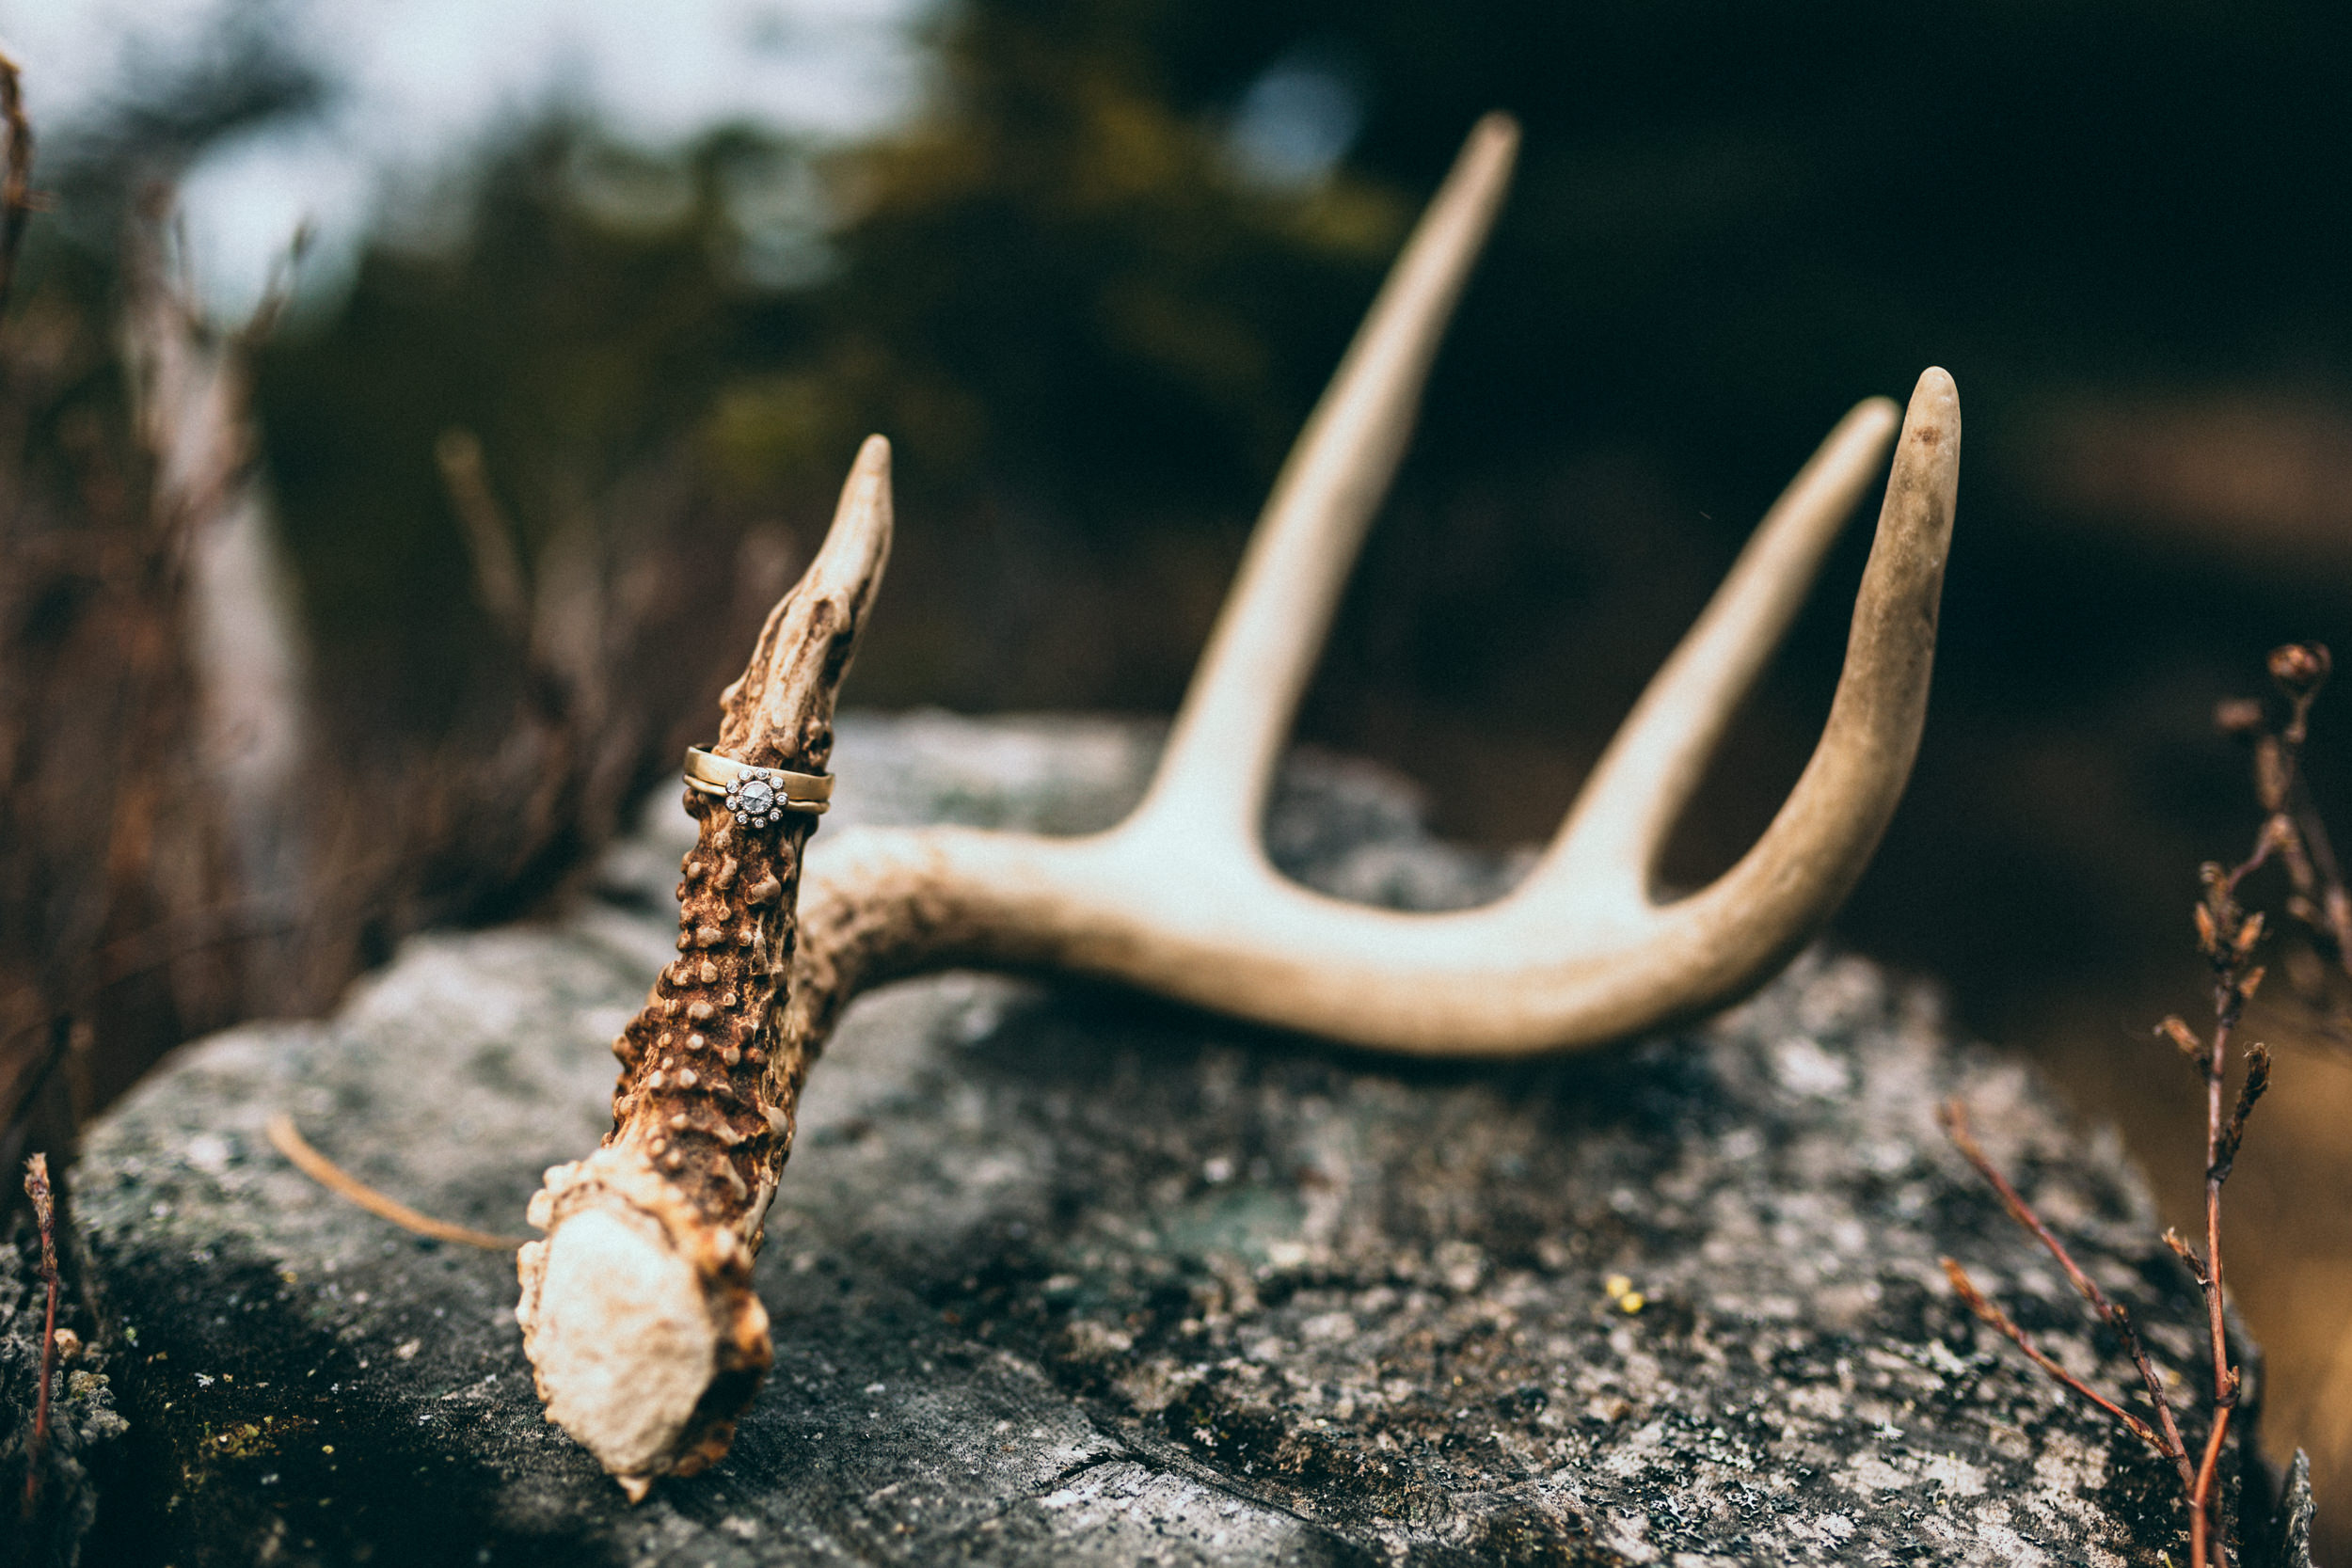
[683, 746, 833, 823]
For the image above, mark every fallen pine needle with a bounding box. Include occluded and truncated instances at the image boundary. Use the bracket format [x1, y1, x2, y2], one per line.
[265, 1114, 525, 1251]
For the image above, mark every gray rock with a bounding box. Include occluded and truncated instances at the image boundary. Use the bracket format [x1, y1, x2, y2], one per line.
[70, 712, 2288, 1564]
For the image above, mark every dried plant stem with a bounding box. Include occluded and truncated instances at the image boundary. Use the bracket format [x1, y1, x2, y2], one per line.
[2167, 646, 2320, 1548]
[266, 1114, 523, 1251]
[1943, 642, 2329, 1568]
[2201, 1016, 2231, 1409]
[1939, 1102, 2192, 1489]
[2192, 1405, 2233, 1568]
[21, 1152, 56, 1521]
[1939, 1257, 2178, 1466]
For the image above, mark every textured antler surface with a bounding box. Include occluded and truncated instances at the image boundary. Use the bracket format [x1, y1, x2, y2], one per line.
[515, 437, 892, 1498]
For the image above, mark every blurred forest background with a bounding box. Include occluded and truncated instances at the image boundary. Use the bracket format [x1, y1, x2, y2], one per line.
[4, 0, 2352, 1551]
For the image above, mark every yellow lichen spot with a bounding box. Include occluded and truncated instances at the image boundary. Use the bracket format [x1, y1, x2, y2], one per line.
[1603, 1274, 1631, 1300]
[1619, 1291, 1646, 1315]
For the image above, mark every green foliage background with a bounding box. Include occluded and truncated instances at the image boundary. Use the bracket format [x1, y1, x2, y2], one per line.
[230, 0, 2352, 1016]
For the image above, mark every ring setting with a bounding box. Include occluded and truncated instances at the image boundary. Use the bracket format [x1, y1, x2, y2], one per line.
[725, 770, 788, 827]
[682, 746, 833, 824]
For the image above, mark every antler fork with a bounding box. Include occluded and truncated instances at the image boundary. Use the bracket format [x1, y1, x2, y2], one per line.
[518, 112, 1962, 1496]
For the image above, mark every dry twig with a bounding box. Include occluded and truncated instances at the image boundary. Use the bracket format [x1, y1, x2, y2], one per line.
[1943, 641, 2328, 1567]
[1938, 1102, 2191, 1488]
[1938, 1257, 2176, 1464]
[20, 1152, 57, 1520]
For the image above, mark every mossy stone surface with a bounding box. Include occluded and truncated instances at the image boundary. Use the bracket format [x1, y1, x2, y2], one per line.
[72, 714, 2278, 1564]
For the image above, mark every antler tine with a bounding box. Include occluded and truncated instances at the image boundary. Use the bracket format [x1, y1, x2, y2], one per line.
[1134, 113, 1519, 848]
[518, 436, 893, 1499]
[1649, 367, 1959, 988]
[718, 435, 896, 767]
[1523, 396, 1902, 924]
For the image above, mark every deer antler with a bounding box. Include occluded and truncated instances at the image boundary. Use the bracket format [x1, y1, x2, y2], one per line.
[516, 437, 893, 1498]
[785, 114, 1957, 1056]
[520, 112, 1962, 1495]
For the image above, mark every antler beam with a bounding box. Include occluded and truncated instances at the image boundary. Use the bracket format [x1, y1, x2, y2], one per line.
[516, 438, 892, 1498]
[521, 111, 1962, 1495]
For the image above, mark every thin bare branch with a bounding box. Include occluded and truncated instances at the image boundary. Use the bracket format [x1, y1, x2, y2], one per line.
[2210, 1042, 2270, 1185]
[20, 1153, 57, 1521]
[1940, 1099, 2107, 1309]
[1939, 1100, 2194, 1489]
[1941, 1258, 2181, 1472]
[2190, 1403, 2234, 1565]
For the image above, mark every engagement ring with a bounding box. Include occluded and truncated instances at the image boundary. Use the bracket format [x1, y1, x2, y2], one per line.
[682, 746, 833, 824]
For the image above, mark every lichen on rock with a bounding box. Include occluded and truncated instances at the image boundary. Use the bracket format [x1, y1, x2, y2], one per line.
[64, 713, 2291, 1563]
